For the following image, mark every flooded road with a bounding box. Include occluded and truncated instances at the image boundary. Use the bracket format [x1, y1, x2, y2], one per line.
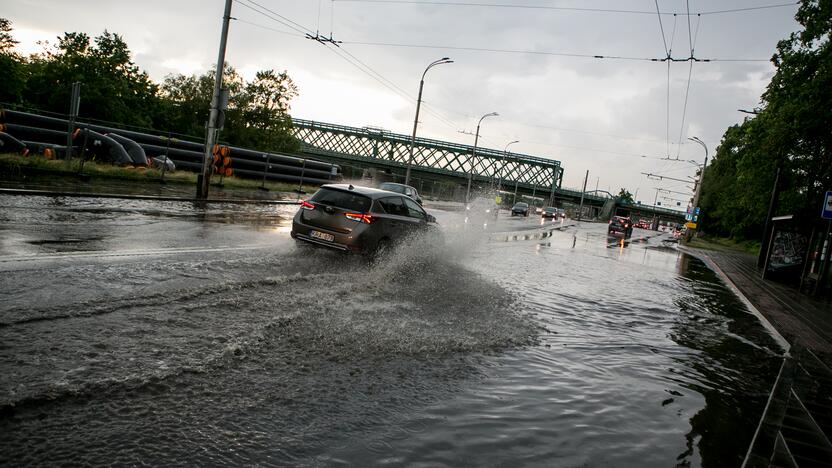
[0, 195, 784, 466]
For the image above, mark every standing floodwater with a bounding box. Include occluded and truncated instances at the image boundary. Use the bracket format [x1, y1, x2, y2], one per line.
[0, 195, 783, 466]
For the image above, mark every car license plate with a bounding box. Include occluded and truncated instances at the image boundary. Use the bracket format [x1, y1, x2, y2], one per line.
[310, 230, 334, 242]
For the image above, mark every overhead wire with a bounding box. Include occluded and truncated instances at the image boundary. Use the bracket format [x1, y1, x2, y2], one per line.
[237, 0, 462, 131]
[655, 0, 670, 56]
[236, 0, 310, 36]
[674, 10, 702, 160]
[654, 0, 672, 160]
[317, 0, 323, 34]
[338, 41, 766, 62]
[334, 1, 800, 16]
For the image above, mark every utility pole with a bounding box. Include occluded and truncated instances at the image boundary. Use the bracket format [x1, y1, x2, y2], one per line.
[465, 112, 498, 205]
[66, 82, 81, 160]
[405, 58, 452, 186]
[686, 137, 708, 241]
[198, 0, 233, 200]
[577, 169, 589, 222]
[652, 188, 661, 229]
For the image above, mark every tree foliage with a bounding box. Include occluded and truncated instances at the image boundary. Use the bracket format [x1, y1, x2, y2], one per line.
[616, 188, 634, 204]
[699, 0, 832, 239]
[0, 19, 300, 153]
[0, 18, 25, 104]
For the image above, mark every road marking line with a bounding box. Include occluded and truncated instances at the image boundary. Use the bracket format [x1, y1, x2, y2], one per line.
[0, 244, 276, 263]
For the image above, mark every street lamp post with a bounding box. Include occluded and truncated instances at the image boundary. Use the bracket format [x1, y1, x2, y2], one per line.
[687, 136, 709, 240]
[496, 140, 519, 192]
[404, 57, 453, 187]
[465, 111, 498, 204]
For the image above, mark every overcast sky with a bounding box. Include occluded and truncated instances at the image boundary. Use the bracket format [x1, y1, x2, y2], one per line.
[4, 0, 801, 205]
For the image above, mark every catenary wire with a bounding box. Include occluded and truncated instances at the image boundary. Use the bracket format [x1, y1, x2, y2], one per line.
[674, 14, 702, 159]
[338, 41, 768, 62]
[655, 0, 670, 56]
[237, 1, 462, 131]
[335, 0, 799, 16]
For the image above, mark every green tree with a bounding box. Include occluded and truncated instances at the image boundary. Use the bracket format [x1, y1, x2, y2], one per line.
[23, 30, 160, 127]
[700, 0, 831, 240]
[0, 18, 26, 104]
[616, 188, 634, 204]
[160, 66, 299, 152]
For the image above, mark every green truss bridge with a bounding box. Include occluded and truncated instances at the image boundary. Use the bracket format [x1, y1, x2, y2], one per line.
[292, 118, 570, 198]
[291, 118, 686, 224]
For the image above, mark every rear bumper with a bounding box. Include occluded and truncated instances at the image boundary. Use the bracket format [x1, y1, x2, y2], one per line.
[291, 217, 367, 253]
[292, 231, 352, 251]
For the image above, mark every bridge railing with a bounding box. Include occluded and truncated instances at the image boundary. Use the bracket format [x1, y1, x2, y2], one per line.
[292, 118, 564, 189]
[619, 201, 687, 218]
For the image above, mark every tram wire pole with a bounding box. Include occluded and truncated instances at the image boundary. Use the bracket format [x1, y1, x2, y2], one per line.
[466, 112, 498, 205]
[198, 0, 233, 200]
[577, 170, 589, 223]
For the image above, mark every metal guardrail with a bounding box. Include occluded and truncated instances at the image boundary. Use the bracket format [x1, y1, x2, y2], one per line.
[743, 346, 832, 467]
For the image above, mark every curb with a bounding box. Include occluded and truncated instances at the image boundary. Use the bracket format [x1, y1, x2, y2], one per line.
[0, 188, 301, 205]
[678, 244, 791, 353]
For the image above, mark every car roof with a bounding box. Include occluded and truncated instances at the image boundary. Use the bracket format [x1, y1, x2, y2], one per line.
[379, 182, 417, 190]
[544, 206, 557, 210]
[320, 183, 409, 200]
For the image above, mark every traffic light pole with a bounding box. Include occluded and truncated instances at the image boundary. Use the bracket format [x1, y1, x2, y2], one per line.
[198, 0, 233, 200]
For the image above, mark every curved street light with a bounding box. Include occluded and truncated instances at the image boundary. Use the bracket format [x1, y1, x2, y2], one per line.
[465, 111, 499, 204]
[496, 140, 519, 191]
[404, 57, 454, 186]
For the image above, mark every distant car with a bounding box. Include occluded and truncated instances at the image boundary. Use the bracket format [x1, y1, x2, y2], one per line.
[635, 219, 651, 229]
[541, 207, 558, 218]
[511, 202, 530, 217]
[608, 215, 633, 238]
[291, 184, 438, 254]
[557, 208, 567, 219]
[378, 182, 423, 205]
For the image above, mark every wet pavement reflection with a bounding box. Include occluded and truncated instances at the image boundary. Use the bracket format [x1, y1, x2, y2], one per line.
[0, 195, 783, 466]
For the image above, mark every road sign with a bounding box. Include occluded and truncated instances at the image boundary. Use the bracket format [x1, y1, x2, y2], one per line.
[823, 191, 832, 219]
[495, 195, 502, 204]
[685, 222, 697, 229]
[694, 207, 700, 215]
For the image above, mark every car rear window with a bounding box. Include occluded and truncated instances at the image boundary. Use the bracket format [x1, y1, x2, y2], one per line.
[379, 183, 406, 194]
[311, 188, 371, 212]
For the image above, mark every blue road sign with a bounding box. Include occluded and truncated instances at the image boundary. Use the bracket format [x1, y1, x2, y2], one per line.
[823, 191, 832, 219]
[694, 207, 700, 215]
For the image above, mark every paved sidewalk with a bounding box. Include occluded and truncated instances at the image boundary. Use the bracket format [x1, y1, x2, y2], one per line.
[681, 246, 832, 363]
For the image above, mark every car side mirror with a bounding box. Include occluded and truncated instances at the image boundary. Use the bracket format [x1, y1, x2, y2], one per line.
[426, 214, 436, 223]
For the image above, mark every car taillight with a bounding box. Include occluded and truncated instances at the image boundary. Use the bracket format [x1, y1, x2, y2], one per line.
[345, 212, 375, 224]
[300, 200, 315, 210]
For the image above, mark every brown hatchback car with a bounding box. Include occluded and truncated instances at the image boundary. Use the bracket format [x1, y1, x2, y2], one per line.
[291, 184, 438, 254]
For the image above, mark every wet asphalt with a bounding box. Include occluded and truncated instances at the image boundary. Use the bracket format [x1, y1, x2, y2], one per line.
[0, 194, 784, 467]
